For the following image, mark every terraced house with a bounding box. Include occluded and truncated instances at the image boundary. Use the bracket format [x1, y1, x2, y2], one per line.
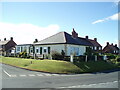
[103, 42, 119, 54]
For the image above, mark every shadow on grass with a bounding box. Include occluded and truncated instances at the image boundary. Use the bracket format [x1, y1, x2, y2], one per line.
[73, 60, 120, 74]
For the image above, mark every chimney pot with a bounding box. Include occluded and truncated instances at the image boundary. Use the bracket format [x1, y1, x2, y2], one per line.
[115, 44, 117, 47]
[107, 42, 109, 46]
[35, 39, 38, 42]
[94, 38, 97, 41]
[111, 43, 113, 46]
[85, 36, 88, 39]
[72, 28, 78, 38]
[10, 37, 13, 41]
[4, 38, 6, 41]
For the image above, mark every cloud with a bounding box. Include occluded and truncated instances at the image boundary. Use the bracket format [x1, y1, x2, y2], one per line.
[92, 13, 120, 24]
[0, 22, 60, 44]
[113, 0, 120, 6]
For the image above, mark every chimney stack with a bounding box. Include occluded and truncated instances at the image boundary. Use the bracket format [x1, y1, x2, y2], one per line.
[35, 39, 38, 42]
[4, 38, 6, 41]
[111, 43, 113, 46]
[10, 37, 13, 41]
[94, 38, 97, 41]
[72, 28, 78, 38]
[107, 42, 109, 46]
[85, 36, 88, 39]
[33, 39, 38, 43]
[115, 44, 117, 47]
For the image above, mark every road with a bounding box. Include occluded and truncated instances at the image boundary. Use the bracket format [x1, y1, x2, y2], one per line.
[0, 63, 119, 89]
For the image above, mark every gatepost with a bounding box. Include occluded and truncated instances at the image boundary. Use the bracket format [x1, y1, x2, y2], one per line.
[70, 54, 73, 63]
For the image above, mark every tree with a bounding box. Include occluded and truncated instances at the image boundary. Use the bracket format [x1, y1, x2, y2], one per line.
[61, 50, 65, 60]
[84, 47, 94, 61]
[84, 47, 93, 56]
[51, 51, 63, 60]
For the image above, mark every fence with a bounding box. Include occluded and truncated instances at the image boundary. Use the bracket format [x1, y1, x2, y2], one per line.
[64, 55, 104, 62]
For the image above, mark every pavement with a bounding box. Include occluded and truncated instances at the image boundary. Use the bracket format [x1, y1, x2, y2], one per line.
[0, 63, 119, 89]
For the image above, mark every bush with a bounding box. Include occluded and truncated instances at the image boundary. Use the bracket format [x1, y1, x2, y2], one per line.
[116, 56, 120, 62]
[19, 51, 28, 58]
[104, 53, 117, 59]
[51, 51, 63, 60]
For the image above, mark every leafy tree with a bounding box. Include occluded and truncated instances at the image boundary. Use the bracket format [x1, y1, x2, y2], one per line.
[84, 47, 93, 56]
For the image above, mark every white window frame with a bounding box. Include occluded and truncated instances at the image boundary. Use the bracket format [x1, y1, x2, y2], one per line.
[94, 47, 97, 50]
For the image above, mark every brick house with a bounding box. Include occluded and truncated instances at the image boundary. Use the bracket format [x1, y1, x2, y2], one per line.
[103, 42, 119, 54]
[0, 37, 17, 56]
[84, 36, 102, 54]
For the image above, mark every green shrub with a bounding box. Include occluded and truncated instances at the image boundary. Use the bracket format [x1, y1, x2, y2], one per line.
[19, 51, 28, 58]
[116, 55, 120, 62]
[104, 53, 117, 59]
[51, 51, 63, 60]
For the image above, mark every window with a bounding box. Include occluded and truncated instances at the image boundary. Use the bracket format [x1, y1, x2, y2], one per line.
[36, 49, 39, 53]
[44, 49, 46, 53]
[44, 47, 47, 53]
[48, 47, 50, 54]
[24, 46, 27, 51]
[17, 47, 20, 51]
[94, 47, 97, 50]
[31, 49, 33, 53]
[40, 47, 42, 54]
[99, 47, 101, 50]
[114, 50, 116, 53]
[21, 47, 23, 52]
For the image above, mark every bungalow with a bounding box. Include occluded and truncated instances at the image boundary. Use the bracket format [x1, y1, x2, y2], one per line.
[32, 29, 102, 58]
[0, 37, 17, 56]
[103, 42, 119, 54]
[15, 44, 32, 55]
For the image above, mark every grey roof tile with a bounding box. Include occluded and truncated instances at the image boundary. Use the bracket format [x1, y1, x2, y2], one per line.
[34, 31, 95, 46]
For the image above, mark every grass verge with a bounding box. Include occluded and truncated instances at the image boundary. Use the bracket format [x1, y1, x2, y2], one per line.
[74, 61, 118, 73]
[0, 57, 118, 74]
[0, 57, 81, 74]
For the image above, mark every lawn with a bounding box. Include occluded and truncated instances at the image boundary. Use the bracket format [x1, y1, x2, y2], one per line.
[74, 61, 118, 73]
[0, 57, 81, 74]
[0, 57, 118, 74]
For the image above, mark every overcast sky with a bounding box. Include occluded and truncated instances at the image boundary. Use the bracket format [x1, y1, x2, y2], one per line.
[0, 1, 119, 47]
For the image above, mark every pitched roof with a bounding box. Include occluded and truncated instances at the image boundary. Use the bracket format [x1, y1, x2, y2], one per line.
[103, 44, 118, 53]
[0, 40, 9, 45]
[114, 45, 119, 50]
[87, 39, 102, 47]
[34, 32, 95, 46]
[16, 44, 32, 46]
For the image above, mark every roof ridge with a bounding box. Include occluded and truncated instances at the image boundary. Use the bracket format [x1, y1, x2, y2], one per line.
[35, 32, 63, 44]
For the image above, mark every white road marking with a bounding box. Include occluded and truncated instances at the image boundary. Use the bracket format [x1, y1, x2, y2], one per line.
[10, 75, 17, 77]
[19, 75, 26, 77]
[52, 74, 59, 76]
[3, 70, 11, 77]
[59, 81, 118, 88]
[28, 74, 35, 76]
[36, 74, 44, 76]
[45, 74, 52, 76]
